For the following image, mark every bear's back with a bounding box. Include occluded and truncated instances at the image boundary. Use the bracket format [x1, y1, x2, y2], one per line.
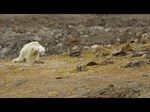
[21, 41, 40, 51]
[30, 41, 40, 46]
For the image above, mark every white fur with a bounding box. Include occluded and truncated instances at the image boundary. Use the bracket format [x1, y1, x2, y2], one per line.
[13, 41, 45, 63]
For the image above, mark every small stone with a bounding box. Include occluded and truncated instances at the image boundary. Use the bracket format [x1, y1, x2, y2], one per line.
[56, 77, 62, 79]
[146, 60, 150, 64]
[77, 64, 87, 72]
[108, 84, 114, 88]
[34, 61, 44, 64]
[81, 35, 88, 38]
[142, 75, 148, 77]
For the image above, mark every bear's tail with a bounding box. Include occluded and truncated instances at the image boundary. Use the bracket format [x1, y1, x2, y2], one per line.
[12, 58, 19, 63]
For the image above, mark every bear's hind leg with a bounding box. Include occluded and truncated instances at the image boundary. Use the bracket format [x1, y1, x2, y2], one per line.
[13, 55, 25, 63]
[17, 52, 26, 62]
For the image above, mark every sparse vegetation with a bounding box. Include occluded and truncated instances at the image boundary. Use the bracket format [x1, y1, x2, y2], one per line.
[0, 46, 150, 98]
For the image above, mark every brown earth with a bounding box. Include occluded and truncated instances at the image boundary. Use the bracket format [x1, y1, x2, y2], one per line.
[0, 14, 150, 98]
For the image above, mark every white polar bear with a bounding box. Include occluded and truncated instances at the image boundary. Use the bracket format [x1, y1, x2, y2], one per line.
[13, 41, 45, 63]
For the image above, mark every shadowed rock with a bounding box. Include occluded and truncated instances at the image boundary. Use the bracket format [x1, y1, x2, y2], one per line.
[112, 43, 134, 56]
[111, 49, 126, 56]
[86, 61, 99, 66]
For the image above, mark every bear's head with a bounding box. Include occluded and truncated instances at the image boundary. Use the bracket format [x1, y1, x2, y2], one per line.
[38, 46, 45, 55]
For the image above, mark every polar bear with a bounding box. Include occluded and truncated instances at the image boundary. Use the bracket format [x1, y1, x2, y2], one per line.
[13, 41, 45, 63]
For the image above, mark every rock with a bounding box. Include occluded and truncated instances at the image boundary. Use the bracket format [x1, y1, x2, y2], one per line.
[65, 37, 79, 47]
[138, 51, 146, 56]
[41, 26, 49, 31]
[79, 30, 85, 35]
[104, 44, 111, 48]
[90, 44, 103, 53]
[141, 48, 150, 59]
[108, 84, 114, 88]
[99, 58, 114, 66]
[120, 60, 145, 68]
[112, 44, 134, 56]
[111, 49, 126, 56]
[1, 47, 11, 54]
[88, 26, 104, 31]
[140, 33, 150, 44]
[68, 95, 80, 98]
[121, 43, 134, 52]
[81, 35, 89, 38]
[86, 61, 99, 66]
[105, 28, 111, 32]
[96, 53, 105, 57]
[127, 51, 143, 58]
[92, 28, 102, 36]
[115, 89, 140, 98]
[12, 27, 26, 33]
[117, 33, 128, 44]
[90, 44, 100, 49]
[55, 33, 62, 39]
[56, 43, 63, 48]
[83, 46, 90, 50]
[130, 38, 139, 43]
[141, 54, 150, 59]
[34, 60, 44, 64]
[77, 64, 87, 72]
[56, 77, 62, 79]
[47, 91, 58, 97]
[31, 36, 41, 41]
[78, 25, 85, 29]
[146, 60, 150, 64]
[96, 52, 109, 57]
[69, 51, 81, 57]
[146, 48, 150, 54]
[68, 46, 82, 57]
[55, 39, 59, 44]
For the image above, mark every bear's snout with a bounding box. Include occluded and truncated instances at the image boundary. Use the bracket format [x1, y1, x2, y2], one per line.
[41, 51, 45, 55]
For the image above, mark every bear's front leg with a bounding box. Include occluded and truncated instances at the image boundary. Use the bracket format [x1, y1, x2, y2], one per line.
[35, 52, 39, 61]
[26, 54, 35, 64]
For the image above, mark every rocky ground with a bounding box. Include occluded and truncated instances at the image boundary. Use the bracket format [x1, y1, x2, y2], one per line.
[0, 14, 150, 98]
